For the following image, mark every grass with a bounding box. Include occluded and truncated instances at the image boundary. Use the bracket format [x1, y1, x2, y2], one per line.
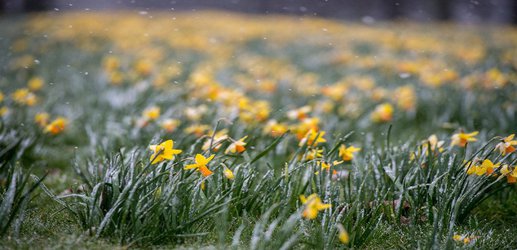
[1, 10, 517, 249]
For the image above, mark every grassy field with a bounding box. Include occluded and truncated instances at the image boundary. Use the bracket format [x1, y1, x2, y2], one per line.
[1, 11, 517, 249]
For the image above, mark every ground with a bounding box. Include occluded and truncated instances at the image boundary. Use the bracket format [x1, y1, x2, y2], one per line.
[0, 11, 517, 249]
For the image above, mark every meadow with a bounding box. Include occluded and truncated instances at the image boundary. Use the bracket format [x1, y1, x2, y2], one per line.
[1, 11, 517, 249]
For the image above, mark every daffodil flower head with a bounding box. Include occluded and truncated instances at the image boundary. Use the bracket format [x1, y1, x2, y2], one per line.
[451, 131, 478, 147]
[35, 112, 50, 127]
[149, 139, 182, 164]
[299, 193, 331, 219]
[28, 77, 44, 91]
[225, 136, 247, 154]
[143, 106, 161, 121]
[223, 167, 234, 180]
[299, 129, 326, 147]
[304, 148, 324, 161]
[338, 144, 361, 161]
[371, 103, 394, 123]
[185, 154, 215, 177]
[495, 134, 517, 155]
[45, 117, 68, 135]
[337, 224, 350, 244]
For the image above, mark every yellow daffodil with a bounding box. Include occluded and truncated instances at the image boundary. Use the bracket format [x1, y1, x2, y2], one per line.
[480, 159, 498, 176]
[160, 118, 180, 132]
[143, 106, 160, 121]
[35, 112, 50, 127]
[339, 144, 361, 161]
[149, 139, 182, 164]
[500, 164, 517, 183]
[287, 106, 311, 120]
[422, 134, 444, 153]
[184, 124, 211, 137]
[134, 59, 153, 76]
[337, 224, 350, 244]
[0, 106, 9, 116]
[223, 167, 235, 180]
[203, 129, 229, 152]
[28, 77, 44, 91]
[12, 88, 29, 102]
[394, 85, 416, 111]
[299, 129, 326, 147]
[263, 119, 288, 137]
[44, 117, 67, 135]
[225, 136, 247, 154]
[12, 88, 37, 106]
[299, 193, 331, 219]
[317, 160, 343, 171]
[451, 131, 478, 147]
[294, 117, 320, 140]
[0, 91, 4, 102]
[185, 154, 215, 177]
[184, 105, 207, 121]
[465, 159, 499, 176]
[495, 134, 517, 155]
[103, 56, 120, 72]
[371, 103, 393, 123]
[109, 71, 124, 85]
[453, 234, 477, 245]
[304, 148, 324, 161]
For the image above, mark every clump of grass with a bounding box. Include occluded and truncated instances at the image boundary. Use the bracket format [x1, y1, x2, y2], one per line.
[0, 124, 45, 237]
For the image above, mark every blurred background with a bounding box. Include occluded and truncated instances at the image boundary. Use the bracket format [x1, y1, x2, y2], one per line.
[1, 0, 516, 24]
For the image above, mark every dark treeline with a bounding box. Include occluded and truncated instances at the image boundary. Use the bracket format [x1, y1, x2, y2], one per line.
[1, 0, 516, 24]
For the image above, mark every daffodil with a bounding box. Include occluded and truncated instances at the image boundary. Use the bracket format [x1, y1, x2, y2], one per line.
[109, 71, 124, 85]
[394, 85, 416, 111]
[304, 148, 323, 161]
[422, 134, 444, 153]
[12, 88, 37, 106]
[103, 55, 120, 72]
[452, 234, 477, 245]
[44, 117, 67, 135]
[134, 59, 153, 76]
[143, 106, 160, 121]
[339, 144, 361, 161]
[495, 134, 517, 155]
[317, 160, 343, 171]
[184, 105, 208, 121]
[294, 117, 320, 140]
[185, 154, 215, 177]
[480, 159, 498, 176]
[12, 88, 29, 103]
[299, 193, 331, 219]
[371, 103, 393, 123]
[451, 131, 478, 147]
[225, 136, 247, 154]
[35, 112, 50, 127]
[203, 129, 229, 152]
[28, 77, 44, 91]
[287, 106, 311, 120]
[223, 167, 234, 180]
[160, 118, 180, 132]
[263, 119, 288, 137]
[149, 139, 182, 164]
[0, 106, 9, 116]
[337, 224, 350, 244]
[500, 164, 517, 183]
[465, 159, 498, 176]
[184, 124, 211, 137]
[299, 129, 326, 147]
